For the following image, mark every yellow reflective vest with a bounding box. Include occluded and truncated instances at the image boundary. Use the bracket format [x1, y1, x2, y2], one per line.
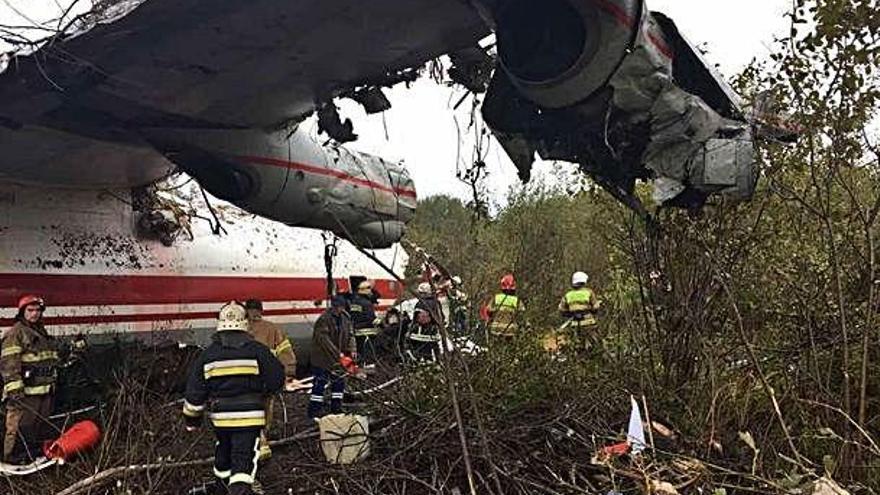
[488, 293, 525, 336]
[558, 288, 599, 327]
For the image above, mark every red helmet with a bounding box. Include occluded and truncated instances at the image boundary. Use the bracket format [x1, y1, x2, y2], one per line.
[500, 274, 516, 291]
[17, 294, 45, 311]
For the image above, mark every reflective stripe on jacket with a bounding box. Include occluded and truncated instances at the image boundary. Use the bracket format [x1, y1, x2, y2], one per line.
[488, 293, 525, 336]
[248, 318, 297, 378]
[559, 288, 599, 326]
[348, 294, 378, 333]
[1, 320, 59, 399]
[183, 330, 284, 429]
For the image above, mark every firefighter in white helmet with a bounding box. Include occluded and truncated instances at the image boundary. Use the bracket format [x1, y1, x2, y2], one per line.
[558, 271, 601, 352]
[183, 302, 284, 495]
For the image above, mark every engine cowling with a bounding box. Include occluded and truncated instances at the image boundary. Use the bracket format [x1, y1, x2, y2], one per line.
[494, 0, 646, 108]
[478, 0, 758, 210]
[144, 128, 416, 249]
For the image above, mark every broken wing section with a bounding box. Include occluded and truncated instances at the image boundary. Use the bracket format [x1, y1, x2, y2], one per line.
[143, 128, 416, 249]
[476, 0, 758, 210]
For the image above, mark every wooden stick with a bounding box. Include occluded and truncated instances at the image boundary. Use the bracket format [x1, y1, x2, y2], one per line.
[56, 429, 318, 495]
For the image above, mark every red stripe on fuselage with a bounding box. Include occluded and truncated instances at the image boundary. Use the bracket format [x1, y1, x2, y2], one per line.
[0, 305, 391, 327]
[589, 0, 673, 59]
[237, 155, 418, 199]
[0, 273, 402, 307]
[0, 307, 319, 327]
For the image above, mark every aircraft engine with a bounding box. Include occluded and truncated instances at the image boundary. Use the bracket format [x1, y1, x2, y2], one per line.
[144, 128, 416, 249]
[476, 0, 757, 210]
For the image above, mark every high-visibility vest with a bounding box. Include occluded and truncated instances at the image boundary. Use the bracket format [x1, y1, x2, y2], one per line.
[489, 293, 523, 335]
[563, 288, 597, 326]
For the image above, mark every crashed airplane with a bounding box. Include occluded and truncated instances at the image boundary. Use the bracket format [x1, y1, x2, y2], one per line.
[0, 0, 764, 341]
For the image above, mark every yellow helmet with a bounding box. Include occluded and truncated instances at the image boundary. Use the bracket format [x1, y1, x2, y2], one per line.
[217, 301, 248, 331]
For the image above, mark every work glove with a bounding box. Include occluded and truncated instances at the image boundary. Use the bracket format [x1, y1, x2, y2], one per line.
[284, 376, 313, 392]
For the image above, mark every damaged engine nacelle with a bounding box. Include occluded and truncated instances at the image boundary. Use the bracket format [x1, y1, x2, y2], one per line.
[477, 0, 756, 209]
[144, 128, 416, 249]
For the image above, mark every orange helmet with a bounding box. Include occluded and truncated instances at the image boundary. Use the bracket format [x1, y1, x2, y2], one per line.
[500, 274, 516, 291]
[17, 294, 45, 311]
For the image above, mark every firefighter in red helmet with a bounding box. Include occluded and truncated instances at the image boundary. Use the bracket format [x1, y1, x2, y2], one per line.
[485, 274, 526, 340]
[1, 295, 60, 463]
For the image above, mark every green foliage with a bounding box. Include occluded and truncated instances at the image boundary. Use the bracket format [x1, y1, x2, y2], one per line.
[406, 0, 880, 485]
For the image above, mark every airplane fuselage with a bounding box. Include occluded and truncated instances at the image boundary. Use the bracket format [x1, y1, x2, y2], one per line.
[0, 181, 406, 365]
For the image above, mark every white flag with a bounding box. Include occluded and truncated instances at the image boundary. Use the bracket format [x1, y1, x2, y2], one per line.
[627, 395, 646, 454]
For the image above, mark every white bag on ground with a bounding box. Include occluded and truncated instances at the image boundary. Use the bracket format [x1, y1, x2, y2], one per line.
[317, 414, 370, 464]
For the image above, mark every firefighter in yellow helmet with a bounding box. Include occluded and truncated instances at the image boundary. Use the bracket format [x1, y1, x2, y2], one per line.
[485, 274, 526, 340]
[2, 295, 60, 463]
[558, 271, 601, 352]
[244, 298, 297, 462]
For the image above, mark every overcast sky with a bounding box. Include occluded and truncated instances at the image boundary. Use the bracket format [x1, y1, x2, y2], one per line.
[312, 0, 792, 205]
[1, 0, 791, 205]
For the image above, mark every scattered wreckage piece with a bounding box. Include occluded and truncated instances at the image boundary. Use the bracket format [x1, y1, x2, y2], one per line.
[473, 0, 790, 211]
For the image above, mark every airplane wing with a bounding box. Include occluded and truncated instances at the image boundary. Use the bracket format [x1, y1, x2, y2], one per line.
[0, 0, 487, 129]
[0, 0, 773, 242]
[0, 0, 487, 247]
[0, 0, 487, 187]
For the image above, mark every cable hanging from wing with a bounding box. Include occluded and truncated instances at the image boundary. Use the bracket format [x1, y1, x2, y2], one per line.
[322, 232, 339, 306]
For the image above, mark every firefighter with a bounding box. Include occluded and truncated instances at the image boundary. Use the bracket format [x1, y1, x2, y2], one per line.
[558, 271, 601, 351]
[243, 298, 297, 461]
[348, 281, 381, 368]
[407, 283, 443, 362]
[182, 302, 284, 495]
[1, 295, 60, 463]
[380, 307, 407, 359]
[307, 296, 357, 419]
[486, 274, 526, 340]
[436, 275, 467, 335]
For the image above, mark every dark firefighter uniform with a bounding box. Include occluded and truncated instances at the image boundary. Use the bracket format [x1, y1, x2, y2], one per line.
[183, 302, 284, 495]
[2, 295, 59, 463]
[244, 299, 296, 461]
[407, 283, 443, 362]
[308, 296, 356, 418]
[348, 282, 380, 367]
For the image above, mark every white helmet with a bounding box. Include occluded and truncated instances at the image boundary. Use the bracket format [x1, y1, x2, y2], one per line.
[417, 282, 432, 295]
[571, 271, 589, 286]
[217, 301, 248, 331]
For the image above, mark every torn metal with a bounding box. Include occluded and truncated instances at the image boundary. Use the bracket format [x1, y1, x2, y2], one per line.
[474, 0, 767, 210]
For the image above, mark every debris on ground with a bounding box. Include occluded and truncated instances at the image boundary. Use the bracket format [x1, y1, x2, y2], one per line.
[4, 341, 856, 495]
